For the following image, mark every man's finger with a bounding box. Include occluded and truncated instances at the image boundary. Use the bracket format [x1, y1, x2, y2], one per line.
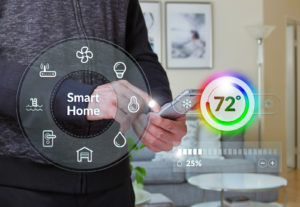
[146, 121, 179, 144]
[149, 113, 187, 138]
[118, 80, 160, 112]
[132, 113, 150, 140]
[141, 130, 173, 152]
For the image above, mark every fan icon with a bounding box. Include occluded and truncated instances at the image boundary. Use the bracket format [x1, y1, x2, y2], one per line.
[182, 98, 192, 109]
[76, 46, 93, 63]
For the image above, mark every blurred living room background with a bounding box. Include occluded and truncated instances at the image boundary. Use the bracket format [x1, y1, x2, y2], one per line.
[133, 0, 300, 207]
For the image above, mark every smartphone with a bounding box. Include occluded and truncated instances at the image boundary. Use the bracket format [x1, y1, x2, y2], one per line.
[158, 89, 198, 120]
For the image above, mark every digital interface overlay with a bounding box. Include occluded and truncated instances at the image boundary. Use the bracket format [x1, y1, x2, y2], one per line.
[17, 38, 152, 172]
[197, 72, 258, 133]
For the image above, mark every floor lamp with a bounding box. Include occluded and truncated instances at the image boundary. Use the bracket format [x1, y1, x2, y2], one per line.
[247, 25, 276, 147]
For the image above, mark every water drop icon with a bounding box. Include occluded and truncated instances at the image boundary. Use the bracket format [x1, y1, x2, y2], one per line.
[113, 132, 127, 148]
[128, 96, 140, 113]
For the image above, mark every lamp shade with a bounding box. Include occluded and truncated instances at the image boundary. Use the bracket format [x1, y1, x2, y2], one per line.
[247, 25, 276, 40]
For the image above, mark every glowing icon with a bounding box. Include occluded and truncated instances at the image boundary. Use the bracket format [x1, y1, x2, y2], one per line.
[258, 159, 267, 168]
[76, 147, 93, 163]
[42, 130, 56, 148]
[264, 98, 273, 109]
[177, 161, 183, 167]
[182, 98, 192, 109]
[148, 99, 157, 109]
[26, 98, 43, 112]
[76, 46, 93, 64]
[198, 72, 257, 132]
[113, 132, 127, 148]
[39, 63, 56, 78]
[113, 62, 127, 79]
[128, 96, 140, 113]
[269, 159, 277, 168]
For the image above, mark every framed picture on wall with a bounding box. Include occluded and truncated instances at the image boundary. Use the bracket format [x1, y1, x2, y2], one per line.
[140, 1, 162, 62]
[166, 2, 213, 69]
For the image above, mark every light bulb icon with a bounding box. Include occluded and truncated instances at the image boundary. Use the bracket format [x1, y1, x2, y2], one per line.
[128, 96, 140, 113]
[113, 62, 127, 79]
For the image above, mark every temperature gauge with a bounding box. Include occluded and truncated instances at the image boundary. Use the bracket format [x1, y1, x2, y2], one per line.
[198, 72, 257, 132]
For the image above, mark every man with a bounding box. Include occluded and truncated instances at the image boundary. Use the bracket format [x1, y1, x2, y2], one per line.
[0, 0, 186, 206]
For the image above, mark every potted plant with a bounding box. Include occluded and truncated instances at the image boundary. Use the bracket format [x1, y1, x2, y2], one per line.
[127, 138, 151, 206]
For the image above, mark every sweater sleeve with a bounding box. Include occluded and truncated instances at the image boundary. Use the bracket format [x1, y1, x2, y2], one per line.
[0, 57, 24, 119]
[125, 0, 172, 106]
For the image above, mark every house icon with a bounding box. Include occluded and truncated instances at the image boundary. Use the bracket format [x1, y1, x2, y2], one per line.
[76, 147, 93, 163]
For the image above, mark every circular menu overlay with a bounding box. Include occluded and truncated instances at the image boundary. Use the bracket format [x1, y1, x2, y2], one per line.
[17, 38, 151, 172]
[198, 73, 257, 132]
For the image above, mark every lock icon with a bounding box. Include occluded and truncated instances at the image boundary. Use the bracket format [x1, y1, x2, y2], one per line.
[42, 130, 56, 148]
[128, 96, 140, 113]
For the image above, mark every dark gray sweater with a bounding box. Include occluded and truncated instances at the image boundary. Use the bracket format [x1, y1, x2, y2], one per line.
[0, 0, 172, 164]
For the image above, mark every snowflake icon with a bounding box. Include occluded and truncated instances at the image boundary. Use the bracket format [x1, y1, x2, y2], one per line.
[182, 98, 192, 109]
[76, 46, 93, 64]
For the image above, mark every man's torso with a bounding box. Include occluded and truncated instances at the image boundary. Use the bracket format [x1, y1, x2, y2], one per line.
[0, 0, 129, 162]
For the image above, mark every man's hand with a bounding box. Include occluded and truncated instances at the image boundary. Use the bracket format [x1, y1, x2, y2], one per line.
[133, 112, 187, 152]
[87, 80, 159, 132]
[87, 80, 187, 153]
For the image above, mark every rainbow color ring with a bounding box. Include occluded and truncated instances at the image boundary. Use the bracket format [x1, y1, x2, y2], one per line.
[197, 72, 257, 132]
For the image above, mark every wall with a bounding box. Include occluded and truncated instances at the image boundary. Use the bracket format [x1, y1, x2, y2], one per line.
[263, 0, 300, 176]
[143, 0, 263, 141]
[154, 0, 263, 95]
